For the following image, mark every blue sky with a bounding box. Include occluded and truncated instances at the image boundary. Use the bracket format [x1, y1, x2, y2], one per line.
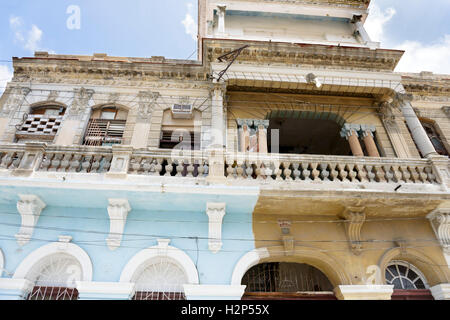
[0, 0, 449, 92]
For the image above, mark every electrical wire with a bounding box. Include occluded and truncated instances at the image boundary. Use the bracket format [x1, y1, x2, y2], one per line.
[0, 210, 433, 225]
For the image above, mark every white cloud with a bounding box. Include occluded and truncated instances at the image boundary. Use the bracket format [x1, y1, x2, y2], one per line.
[0, 65, 13, 95]
[181, 3, 197, 41]
[24, 25, 43, 52]
[394, 35, 450, 73]
[365, 3, 396, 43]
[9, 15, 50, 53]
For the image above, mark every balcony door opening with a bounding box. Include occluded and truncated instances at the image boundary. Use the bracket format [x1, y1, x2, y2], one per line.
[241, 262, 336, 300]
[267, 114, 351, 156]
[83, 106, 128, 146]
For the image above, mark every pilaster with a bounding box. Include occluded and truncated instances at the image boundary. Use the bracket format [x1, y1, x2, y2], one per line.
[106, 145, 134, 179]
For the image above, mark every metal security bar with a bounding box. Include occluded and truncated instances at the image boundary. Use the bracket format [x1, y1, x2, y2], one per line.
[242, 262, 334, 293]
[27, 286, 79, 300]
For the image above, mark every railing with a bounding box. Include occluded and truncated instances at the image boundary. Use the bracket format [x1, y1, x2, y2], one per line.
[224, 153, 439, 184]
[0, 144, 448, 189]
[83, 119, 125, 146]
[129, 149, 209, 177]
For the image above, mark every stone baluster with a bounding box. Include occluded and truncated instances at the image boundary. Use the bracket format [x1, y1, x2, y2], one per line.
[90, 155, 102, 173]
[80, 155, 93, 173]
[341, 124, 364, 157]
[186, 160, 195, 177]
[301, 162, 311, 181]
[142, 158, 151, 175]
[391, 165, 402, 183]
[101, 155, 112, 173]
[40, 153, 53, 171]
[175, 160, 184, 177]
[365, 165, 376, 182]
[346, 164, 357, 182]
[310, 163, 320, 181]
[236, 160, 244, 179]
[319, 163, 330, 181]
[337, 163, 349, 182]
[69, 154, 82, 172]
[409, 166, 420, 183]
[292, 163, 301, 181]
[10, 152, 24, 169]
[399, 166, 411, 183]
[329, 163, 339, 182]
[355, 164, 368, 183]
[49, 153, 63, 171]
[244, 161, 253, 179]
[164, 160, 173, 176]
[374, 165, 387, 183]
[0, 152, 14, 169]
[282, 162, 292, 181]
[58, 154, 72, 172]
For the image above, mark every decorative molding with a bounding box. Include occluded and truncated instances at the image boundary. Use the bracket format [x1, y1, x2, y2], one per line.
[231, 248, 270, 285]
[426, 208, 450, 255]
[68, 87, 94, 116]
[13, 242, 93, 282]
[137, 91, 159, 120]
[0, 86, 31, 115]
[340, 206, 366, 255]
[334, 285, 394, 300]
[0, 278, 34, 300]
[206, 202, 226, 253]
[76, 281, 136, 300]
[430, 284, 450, 300]
[119, 240, 199, 285]
[106, 198, 131, 250]
[15, 194, 46, 246]
[183, 284, 246, 300]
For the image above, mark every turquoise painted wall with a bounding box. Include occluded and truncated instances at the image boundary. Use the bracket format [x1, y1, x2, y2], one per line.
[0, 185, 258, 285]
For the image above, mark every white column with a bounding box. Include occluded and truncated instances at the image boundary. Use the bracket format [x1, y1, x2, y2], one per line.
[334, 285, 394, 300]
[211, 85, 225, 149]
[15, 194, 46, 246]
[206, 202, 226, 253]
[106, 199, 131, 250]
[399, 94, 437, 157]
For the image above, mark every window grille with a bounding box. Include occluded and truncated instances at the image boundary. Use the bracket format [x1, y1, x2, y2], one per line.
[24, 254, 82, 301]
[131, 258, 187, 301]
[83, 119, 126, 146]
[242, 262, 334, 293]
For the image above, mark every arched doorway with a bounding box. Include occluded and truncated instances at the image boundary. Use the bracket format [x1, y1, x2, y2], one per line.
[241, 262, 336, 300]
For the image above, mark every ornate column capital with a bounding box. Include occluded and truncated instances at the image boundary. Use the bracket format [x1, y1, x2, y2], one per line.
[340, 124, 361, 139]
[206, 202, 226, 253]
[106, 199, 131, 250]
[254, 119, 270, 130]
[15, 194, 46, 246]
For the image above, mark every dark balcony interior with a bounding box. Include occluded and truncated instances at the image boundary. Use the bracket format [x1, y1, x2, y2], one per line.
[268, 117, 352, 156]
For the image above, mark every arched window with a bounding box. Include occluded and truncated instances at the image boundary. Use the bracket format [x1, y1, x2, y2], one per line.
[83, 106, 128, 146]
[25, 253, 82, 300]
[241, 262, 336, 300]
[132, 256, 188, 300]
[385, 261, 433, 300]
[15, 105, 66, 143]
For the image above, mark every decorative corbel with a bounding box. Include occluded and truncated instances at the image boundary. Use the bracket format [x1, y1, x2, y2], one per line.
[278, 220, 294, 256]
[15, 195, 46, 246]
[206, 202, 226, 253]
[106, 199, 131, 250]
[156, 239, 171, 256]
[340, 207, 366, 255]
[427, 208, 450, 254]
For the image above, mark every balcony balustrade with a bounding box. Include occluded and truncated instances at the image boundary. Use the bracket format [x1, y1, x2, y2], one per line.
[0, 144, 448, 192]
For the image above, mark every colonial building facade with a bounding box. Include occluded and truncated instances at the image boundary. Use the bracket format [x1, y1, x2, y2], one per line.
[0, 0, 449, 300]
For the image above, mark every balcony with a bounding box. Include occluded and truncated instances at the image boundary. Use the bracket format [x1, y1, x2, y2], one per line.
[0, 144, 448, 200]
